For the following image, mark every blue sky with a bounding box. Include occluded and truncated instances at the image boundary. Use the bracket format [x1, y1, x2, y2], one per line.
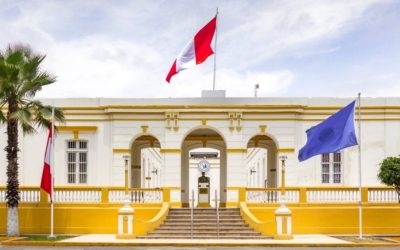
[0, 0, 399, 98]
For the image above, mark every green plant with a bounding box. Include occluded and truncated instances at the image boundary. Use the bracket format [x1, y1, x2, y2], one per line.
[0, 44, 64, 236]
[378, 156, 400, 203]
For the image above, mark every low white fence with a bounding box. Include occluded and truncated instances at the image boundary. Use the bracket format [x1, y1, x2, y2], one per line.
[54, 190, 101, 203]
[246, 189, 299, 203]
[306, 189, 359, 203]
[108, 189, 163, 203]
[368, 189, 398, 203]
[0, 189, 40, 203]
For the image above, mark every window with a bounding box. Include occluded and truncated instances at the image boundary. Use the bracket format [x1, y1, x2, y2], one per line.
[321, 152, 342, 184]
[66, 140, 88, 184]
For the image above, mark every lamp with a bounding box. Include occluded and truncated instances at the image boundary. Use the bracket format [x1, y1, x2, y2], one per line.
[122, 155, 130, 195]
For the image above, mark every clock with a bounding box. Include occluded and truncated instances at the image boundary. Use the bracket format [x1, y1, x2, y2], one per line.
[198, 160, 210, 173]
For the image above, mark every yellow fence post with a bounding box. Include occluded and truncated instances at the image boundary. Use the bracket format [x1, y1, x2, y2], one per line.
[361, 187, 368, 205]
[39, 188, 49, 207]
[101, 187, 109, 206]
[299, 188, 307, 206]
[163, 187, 171, 202]
[239, 187, 246, 203]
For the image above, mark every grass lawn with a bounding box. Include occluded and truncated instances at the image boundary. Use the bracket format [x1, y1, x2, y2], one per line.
[334, 236, 395, 243]
[19, 235, 75, 241]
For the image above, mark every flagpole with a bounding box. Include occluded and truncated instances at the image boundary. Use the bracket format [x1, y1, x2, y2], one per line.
[212, 8, 219, 91]
[357, 93, 362, 239]
[50, 105, 55, 238]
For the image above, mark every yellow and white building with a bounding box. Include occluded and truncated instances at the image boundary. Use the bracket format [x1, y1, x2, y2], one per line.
[0, 94, 399, 235]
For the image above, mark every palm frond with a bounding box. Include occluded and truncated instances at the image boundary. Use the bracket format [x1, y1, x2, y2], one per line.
[10, 107, 33, 124]
[0, 109, 6, 123]
[23, 101, 65, 130]
[20, 121, 36, 134]
[20, 72, 56, 98]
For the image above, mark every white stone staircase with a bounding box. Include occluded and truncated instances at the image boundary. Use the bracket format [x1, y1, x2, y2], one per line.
[137, 207, 270, 239]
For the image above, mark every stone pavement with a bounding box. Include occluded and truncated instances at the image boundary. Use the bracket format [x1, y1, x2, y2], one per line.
[61, 234, 351, 245]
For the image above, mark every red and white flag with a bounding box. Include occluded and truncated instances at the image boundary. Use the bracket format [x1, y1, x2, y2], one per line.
[40, 128, 53, 199]
[166, 16, 217, 83]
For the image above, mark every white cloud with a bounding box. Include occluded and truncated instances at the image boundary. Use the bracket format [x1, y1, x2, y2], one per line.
[0, 0, 394, 98]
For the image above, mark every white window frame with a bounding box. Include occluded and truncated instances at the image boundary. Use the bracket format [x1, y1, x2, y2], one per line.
[66, 140, 88, 184]
[321, 152, 342, 184]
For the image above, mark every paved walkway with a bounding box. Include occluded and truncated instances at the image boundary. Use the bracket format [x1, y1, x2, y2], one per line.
[61, 234, 351, 245]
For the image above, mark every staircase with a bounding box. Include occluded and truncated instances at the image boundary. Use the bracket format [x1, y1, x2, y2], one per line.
[138, 207, 268, 239]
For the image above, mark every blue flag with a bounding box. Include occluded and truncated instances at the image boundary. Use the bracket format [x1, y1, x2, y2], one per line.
[298, 100, 358, 162]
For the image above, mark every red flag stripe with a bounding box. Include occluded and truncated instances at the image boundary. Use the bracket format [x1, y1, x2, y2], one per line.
[194, 17, 216, 64]
[40, 129, 52, 199]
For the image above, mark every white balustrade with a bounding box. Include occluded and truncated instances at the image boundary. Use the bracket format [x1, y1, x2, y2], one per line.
[20, 190, 40, 202]
[0, 189, 40, 203]
[246, 190, 299, 203]
[307, 189, 359, 203]
[0, 190, 5, 202]
[54, 190, 101, 203]
[109, 189, 162, 203]
[368, 189, 399, 203]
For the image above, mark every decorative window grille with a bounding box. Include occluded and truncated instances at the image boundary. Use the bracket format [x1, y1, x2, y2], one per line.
[66, 140, 88, 184]
[321, 152, 342, 184]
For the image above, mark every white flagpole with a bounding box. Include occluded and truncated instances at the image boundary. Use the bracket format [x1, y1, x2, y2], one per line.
[357, 93, 363, 239]
[212, 8, 219, 91]
[50, 104, 55, 238]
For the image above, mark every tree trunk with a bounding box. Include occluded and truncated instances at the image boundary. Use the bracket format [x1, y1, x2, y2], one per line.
[395, 186, 400, 204]
[6, 100, 20, 236]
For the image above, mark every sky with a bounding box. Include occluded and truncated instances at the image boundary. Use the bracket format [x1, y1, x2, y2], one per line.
[0, 0, 399, 98]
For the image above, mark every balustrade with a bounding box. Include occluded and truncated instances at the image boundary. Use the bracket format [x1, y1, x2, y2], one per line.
[54, 189, 101, 203]
[108, 188, 163, 203]
[368, 188, 398, 203]
[306, 188, 359, 203]
[246, 188, 299, 203]
[0, 186, 398, 205]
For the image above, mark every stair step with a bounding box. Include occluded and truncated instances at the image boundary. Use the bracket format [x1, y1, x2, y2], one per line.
[159, 225, 250, 229]
[137, 235, 266, 239]
[162, 223, 248, 227]
[139, 208, 269, 239]
[149, 231, 260, 235]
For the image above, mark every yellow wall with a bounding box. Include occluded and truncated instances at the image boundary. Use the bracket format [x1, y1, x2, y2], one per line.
[248, 205, 400, 235]
[0, 204, 162, 235]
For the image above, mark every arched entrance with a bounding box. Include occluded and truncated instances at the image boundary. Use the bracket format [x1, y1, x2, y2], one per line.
[130, 135, 161, 188]
[247, 134, 278, 187]
[181, 128, 227, 207]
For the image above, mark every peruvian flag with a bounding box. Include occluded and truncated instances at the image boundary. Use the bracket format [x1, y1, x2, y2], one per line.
[40, 128, 53, 199]
[166, 16, 217, 83]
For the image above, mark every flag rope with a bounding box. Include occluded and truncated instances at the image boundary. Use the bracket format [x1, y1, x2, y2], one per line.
[50, 105, 55, 238]
[357, 93, 363, 239]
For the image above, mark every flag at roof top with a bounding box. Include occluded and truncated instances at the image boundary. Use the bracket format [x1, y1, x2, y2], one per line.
[166, 16, 217, 83]
[298, 100, 358, 162]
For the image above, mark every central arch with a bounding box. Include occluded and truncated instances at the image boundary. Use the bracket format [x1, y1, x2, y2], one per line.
[181, 127, 227, 207]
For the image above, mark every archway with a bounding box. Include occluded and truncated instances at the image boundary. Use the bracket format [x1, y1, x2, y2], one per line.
[247, 134, 278, 187]
[181, 127, 227, 207]
[130, 135, 161, 188]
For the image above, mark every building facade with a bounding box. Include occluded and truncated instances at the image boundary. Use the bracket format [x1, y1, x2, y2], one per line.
[1, 96, 399, 207]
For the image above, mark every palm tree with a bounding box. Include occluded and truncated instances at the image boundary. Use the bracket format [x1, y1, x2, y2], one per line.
[0, 45, 64, 236]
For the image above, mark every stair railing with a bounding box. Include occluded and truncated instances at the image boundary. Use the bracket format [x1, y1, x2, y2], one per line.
[215, 189, 219, 239]
[191, 189, 194, 239]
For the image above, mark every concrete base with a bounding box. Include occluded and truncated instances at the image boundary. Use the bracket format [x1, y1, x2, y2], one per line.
[116, 234, 136, 239]
[274, 235, 294, 240]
